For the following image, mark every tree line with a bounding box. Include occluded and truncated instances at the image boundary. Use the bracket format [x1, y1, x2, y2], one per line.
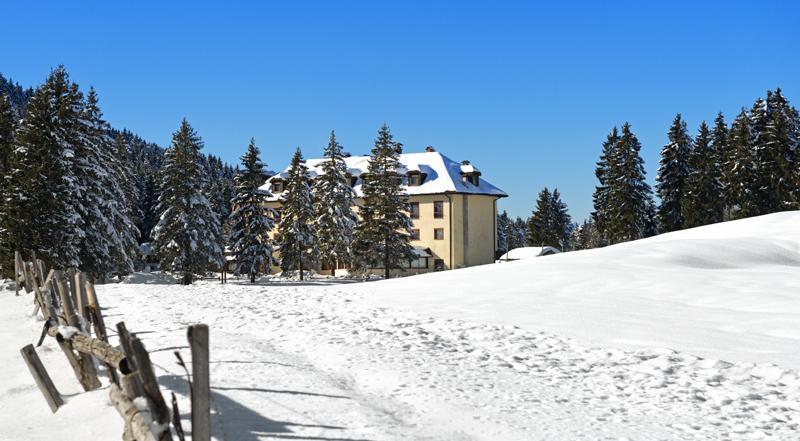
[497, 87, 800, 255]
[157, 122, 415, 284]
[0, 67, 235, 281]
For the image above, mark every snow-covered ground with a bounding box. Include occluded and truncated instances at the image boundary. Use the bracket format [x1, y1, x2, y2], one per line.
[2, 211, 800, 440]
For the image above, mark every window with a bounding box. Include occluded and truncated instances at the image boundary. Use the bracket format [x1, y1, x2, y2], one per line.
[410, 229, 420, 240]
[434, 228, 444, 240]
[409, 202, 420, 219]
[272, 181, 283, 193]
[433, 201, 444, 218]
[349, 176, 358, 187]
[408, 257, 428, 269]
[434, 259, 445, 271]
[470, 175, 480, 186]
[408, 173, 422, 186]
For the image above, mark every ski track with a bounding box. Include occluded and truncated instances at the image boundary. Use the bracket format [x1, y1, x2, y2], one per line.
[93, 280, 800, 441]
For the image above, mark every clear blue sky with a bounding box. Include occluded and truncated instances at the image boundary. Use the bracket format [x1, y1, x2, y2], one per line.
[2, 1, 798, 220]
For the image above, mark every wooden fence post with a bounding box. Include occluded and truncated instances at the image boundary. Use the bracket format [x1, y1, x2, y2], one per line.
[130, 336, 173, 441]
[54, 272, 101, 391]
[188, 324, 210, 441]
[20, 344, 63, 413]
[72, 272, 90, 327]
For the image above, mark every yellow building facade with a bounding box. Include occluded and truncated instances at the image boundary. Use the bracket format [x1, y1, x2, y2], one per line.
[261, 149, 507, 276]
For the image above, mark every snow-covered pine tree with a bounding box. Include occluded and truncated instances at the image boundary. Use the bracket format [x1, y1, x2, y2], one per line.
[682, 121, 724, 228]
[229, 138, 277, 282]
[591, 127, 618, 245]
[763, 89, 800, 210]
[277, 147, 318, 280]
[312, 130, 357, 276]
[152, 119, 223, 284]
[528, 188, 571, 249]
[710, 112, 733, 217]
[748, 97, 773, 214]
[3, 67, 82, 270]
[352, 124, 414, 278]
[723, 110, 759, 220]
[656, 113, 692, 233]
[606, 122, 654, 244]
[549, 188, 572, 249]
[496, 211, 509, 257]
[0, 93, 16, 274]
[74, 88, 139, 279]
[527, 187, 552, 246]
[512, 217, 528, 249]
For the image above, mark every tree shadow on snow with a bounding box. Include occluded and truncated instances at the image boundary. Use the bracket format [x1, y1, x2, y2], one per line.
[159, 374, 374, 441]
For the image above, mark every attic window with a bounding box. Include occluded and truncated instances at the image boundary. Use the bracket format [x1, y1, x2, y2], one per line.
[272, 180, 284, 193]
[459, 160, 481, 186]
[348, 175, 358, 187]
[468, 174, 479, 186]
[407, 171, 425, 187]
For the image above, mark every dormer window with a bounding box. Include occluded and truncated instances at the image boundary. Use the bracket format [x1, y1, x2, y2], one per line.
[459, 160, 481, 187]
[347, 174, 358, 187]
[407, 170, 426, 187]
[271, 179, 284, 193]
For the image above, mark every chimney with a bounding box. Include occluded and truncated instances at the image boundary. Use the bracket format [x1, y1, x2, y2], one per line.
[425, 145, 435, 152]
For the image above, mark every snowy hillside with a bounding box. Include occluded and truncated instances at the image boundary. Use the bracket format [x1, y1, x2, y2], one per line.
[355, 211, 800, 368]
[2, 212, 800, 440]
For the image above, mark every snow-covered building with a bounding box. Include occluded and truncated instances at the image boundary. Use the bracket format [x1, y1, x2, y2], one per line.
[261, 148, 507, 275]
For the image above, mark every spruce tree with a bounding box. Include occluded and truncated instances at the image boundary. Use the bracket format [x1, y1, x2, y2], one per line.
[0, 94, 15, 273]
[656, 113, 692, 232]
[496, 211, 509, 257]
[229, 138, 277, 282]
[3, 67, 82, 270]
[723, 110, 759, 219]
[528, 188, 571, 249]
[277, 147, 318, 280]
[312, 130, 357, 276]
[527, 188, 552, 246]
[764, 89, 800, 209]
[682, 121, 723, 228]
[152, 119, 223, 284]
[591, 127, 619, 244]
[74, 88, 138, 279]
[513, 217, 528, 249]
[748, 97, 773, 214]
[352, 124, 414, 278]
[606, 123, 654, 243]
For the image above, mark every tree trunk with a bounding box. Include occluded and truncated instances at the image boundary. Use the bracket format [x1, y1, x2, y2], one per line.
[384, 238, 390, 279]
[299, 254, 304, 281]
[331, 261, 336, 277]
[250, 272, 255, 283]
[182, 272, 192, 285]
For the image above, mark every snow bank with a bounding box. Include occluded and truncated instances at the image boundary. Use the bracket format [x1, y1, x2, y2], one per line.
[353, 211, 800, 369]
[498, 246, 560, 260]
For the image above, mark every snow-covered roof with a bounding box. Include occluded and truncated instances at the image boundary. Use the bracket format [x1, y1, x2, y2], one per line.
[498, 246, 561, 261]
[260, 151, 507, 200]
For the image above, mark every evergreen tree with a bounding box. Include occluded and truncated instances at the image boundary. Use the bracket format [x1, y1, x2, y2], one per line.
[229, 138, 277, 282]
[763, 89, 800, 209]
[606, 123, 654, 243]
[682, 121, 724, 228]
[496, 211, 509, 257]
[3, 67, 82, 270]
[656, 113, 692, 232]
[512, 217, 528, 249]
[277, 147, 318, 280]
[0, 94, 16, 273]
[73, 88, 139, 279]
[352, 124, 414, 278]
[723, 110, 759, 219]
[527, 188, 571, 249]
[591, 127, 619, 244]
[152, 119, 223, 284]
[748, 97, 773, 213]
[312, 130, 357, 276]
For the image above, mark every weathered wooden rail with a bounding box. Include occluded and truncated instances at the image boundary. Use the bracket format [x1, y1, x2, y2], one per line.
[13, 251, 211, 441]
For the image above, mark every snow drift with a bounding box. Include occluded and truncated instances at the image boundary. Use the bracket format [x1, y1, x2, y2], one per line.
[355, 211, 800, 369]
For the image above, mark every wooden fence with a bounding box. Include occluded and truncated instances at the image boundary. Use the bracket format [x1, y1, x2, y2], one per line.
[13, 251, 210, 441]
